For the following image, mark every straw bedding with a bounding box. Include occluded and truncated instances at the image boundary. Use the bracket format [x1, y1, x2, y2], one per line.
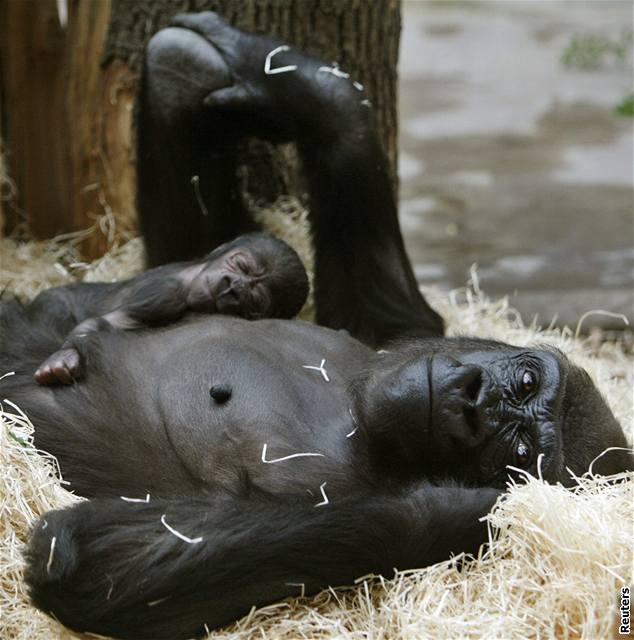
[0, 200, 632, 639]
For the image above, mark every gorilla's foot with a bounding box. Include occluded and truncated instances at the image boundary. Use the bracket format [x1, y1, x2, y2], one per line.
[144, 24, 232, 124]
[167, 11, 369, 140]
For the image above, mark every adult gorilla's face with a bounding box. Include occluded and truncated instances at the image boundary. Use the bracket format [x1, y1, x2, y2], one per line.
[354, 338, 632, 487]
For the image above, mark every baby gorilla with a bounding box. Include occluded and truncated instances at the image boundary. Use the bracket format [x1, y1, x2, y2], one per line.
[33, 232, 308, 385]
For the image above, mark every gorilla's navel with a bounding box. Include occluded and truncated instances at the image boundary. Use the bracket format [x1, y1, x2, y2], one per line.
[210, 384, 232, 404]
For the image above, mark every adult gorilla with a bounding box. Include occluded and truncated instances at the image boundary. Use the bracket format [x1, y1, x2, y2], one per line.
[0, 13, 630, 640]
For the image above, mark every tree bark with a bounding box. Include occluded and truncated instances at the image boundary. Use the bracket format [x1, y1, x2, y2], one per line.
[1, 0, 400, 257]
[1, 0, 70, 237]
[65, 0, 137, 257]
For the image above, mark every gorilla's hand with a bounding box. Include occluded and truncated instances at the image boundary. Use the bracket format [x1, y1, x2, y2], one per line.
[34, 347, 80, 385]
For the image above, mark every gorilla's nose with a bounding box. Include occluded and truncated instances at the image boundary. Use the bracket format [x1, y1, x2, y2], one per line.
[431, 356, 492, 447]
[215, 277, 243, 314]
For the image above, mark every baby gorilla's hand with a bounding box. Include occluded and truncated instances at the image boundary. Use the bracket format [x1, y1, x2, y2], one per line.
[34, 348, 81, 386]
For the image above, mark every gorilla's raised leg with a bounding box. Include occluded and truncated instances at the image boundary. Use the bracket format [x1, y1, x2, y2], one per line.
[139, 13, 443, 346]
[138, 27, 255, 266]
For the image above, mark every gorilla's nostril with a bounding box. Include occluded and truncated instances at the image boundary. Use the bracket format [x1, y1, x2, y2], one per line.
[464, 369, 483, 403]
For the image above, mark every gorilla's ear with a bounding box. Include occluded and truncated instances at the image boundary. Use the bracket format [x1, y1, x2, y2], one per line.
[561, 366, 633, 479]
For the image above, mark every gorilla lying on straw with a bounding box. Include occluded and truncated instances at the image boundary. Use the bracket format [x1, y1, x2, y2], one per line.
[0, 13, 631, 640]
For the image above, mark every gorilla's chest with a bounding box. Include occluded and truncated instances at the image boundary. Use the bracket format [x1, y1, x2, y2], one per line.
[145, 317, 369, 494]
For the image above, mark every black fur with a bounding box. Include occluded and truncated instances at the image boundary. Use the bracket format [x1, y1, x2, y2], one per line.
[25, 485, 500, 640]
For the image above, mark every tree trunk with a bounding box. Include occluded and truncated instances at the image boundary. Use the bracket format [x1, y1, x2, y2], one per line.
[1, 0, 400, 257]
[66, 0, 137, 257]
[0, 0, 134, 252]
[1, 0, 70, 237]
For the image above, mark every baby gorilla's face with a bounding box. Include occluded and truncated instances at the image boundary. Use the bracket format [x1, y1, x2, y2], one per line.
[187, 248, 272, 318]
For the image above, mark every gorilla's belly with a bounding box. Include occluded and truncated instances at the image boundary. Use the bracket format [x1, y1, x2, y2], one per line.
[90, 316, 370, 495]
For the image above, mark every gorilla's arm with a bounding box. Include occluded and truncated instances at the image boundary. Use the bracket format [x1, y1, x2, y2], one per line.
[27, 484, 499, 640]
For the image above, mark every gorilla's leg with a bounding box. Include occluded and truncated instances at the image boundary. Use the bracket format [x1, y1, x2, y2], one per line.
[26, 483, 500, 639]
[139, 14, 443, 346]
[138, 28, 254, 266]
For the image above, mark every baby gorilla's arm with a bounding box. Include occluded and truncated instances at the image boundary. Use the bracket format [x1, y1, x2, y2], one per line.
[33, 234, 308, 385]
[34, 273, 189, 386]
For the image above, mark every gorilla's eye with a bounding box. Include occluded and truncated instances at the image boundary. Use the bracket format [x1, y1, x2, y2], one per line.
[520, 370, 537, 396]
[231, 255, 250, 273]
[226, 252, 253, 275]
[515, 441, 531, 467]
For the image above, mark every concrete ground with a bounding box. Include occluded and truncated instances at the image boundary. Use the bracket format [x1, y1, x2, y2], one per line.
[398, 0, 633, 333]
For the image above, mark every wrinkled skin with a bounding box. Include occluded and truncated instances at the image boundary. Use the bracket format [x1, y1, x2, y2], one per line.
[0, 13, 630, 640]
[186, 247, 271, 314]
[353, 339, 630, 487]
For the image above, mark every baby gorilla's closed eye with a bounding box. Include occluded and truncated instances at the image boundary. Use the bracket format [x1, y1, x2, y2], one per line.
[230, 253, 254, 275]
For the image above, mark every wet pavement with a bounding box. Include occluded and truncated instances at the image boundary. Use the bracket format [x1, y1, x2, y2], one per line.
[398, 0, 633, 331]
